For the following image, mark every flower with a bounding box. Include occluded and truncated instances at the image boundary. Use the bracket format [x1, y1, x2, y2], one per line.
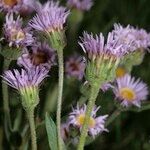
[113, 23, 150, 51]
[19, 0, 36, 15]
[65, 54, 85, 80]
[115, 66, 127, 78]
[0, 0, 22, 13]
[3, 13, 35, 47]
[68, 104, 108, 137]
[2, 67, 48, 108]
[101, 83, 112, 92]
[29, 1, 70, 34]
[0, 0, 35, 13]
[79, 31, 130, 63]
[17, 42, 56, 70]
[79, 32, 130, 84]
[67, 0, 93, 11]
[133, 28, 150, 49]
[113, 74, 148, 107]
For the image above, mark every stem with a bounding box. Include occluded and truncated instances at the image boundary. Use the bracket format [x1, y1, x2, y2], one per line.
[106, 109, 121, 127]
[2, 59, 12, 138]
[26, 109, 37, 150]
[77, 84, 100, 150]
[57, 49, 64, 150]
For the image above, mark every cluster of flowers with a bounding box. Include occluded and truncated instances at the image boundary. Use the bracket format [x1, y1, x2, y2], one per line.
[0, 0, 149, 142]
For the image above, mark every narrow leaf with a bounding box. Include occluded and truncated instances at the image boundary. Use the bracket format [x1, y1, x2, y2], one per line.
[45, 113, 58, 150]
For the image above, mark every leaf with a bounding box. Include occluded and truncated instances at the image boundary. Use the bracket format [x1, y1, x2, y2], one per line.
[45, 113, 58, 150]
[45, 113, 66, 150]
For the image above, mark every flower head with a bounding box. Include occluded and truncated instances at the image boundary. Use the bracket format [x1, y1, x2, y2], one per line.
[113, 23, 150, 51]
[0, 0, 35, 13]
[68, 104, 108, 137]
[79, 31, 130, 62]
[2, 67, 48, 108]
[113, 74, 148, 107]
[17, 42, 56, 70]
[0, 0, 22, 13]
[19, 0, 36, 15]
[65, 54, 85, 80]
[29, 1, 70, 34]
[67, 0, 93, 11]
[3, 13, 35, 47]
[79, 31, 130, 84]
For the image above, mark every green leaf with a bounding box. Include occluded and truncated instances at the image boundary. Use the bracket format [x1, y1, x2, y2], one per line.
[45, 113, 66, 150]
[45, 113, 58, 150]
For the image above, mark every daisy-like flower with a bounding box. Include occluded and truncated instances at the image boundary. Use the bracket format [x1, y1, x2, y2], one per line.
[68, 104, 108, 137]
[113, 74, 148, 107]
[3, 13, 35, 48]
[67, 0, 93, 11]
[79, 31, 131, 64]
[29, 1, 70, 34]
[133, 28, 150, 49]
[0, 0, 35, 13]
[79, 31, 131, 84]
[113, 23, 150, 51]
[65, 54, 85, 80]
[19, 0, 36, 15]
[2, 67, 48, 108]
[0, 0, 22, 13]
[17, 42, 56, 70]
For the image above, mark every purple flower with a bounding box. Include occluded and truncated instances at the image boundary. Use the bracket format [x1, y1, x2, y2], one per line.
[19, 0, 36, 15]
[0, 0, 22, 13]
[113, 74, 148, 107]
[0, 0, 35, 13]
[113, 23, 150, 51]
[101, 83, 112, 92]
[79, 31, 130, 61]
[3, 13, 35, 47]
[2, 67, 48, 108]
[68, 104, 108, 137]
[17, 42, 56, 70]
[29, 1, 70, 34]
[133, 28, 150, 49]
[2, 67, 48, 90]
[65, 54, 85, 80]
[67, 0, 93, 11]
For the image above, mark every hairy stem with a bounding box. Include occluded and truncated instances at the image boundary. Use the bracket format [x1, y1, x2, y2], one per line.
[57, 49, 64, 150]
[26, 109, 37, 150]
[106, 109, 121, 127]
[77, 84, 100, 150]
[2, 59, 12, 139]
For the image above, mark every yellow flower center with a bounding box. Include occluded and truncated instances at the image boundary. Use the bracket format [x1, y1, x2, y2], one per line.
[16, 30, 25, 41]
[3, 0, 18, 7]
[11, 29, 25, 41]
[76, 114, 96, 128]
[116, 67, 126, 78]
[120, 87, 136, 101]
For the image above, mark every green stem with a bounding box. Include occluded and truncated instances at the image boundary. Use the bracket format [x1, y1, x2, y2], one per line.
[26, 109, 37, 150]
[77, 84, 100, 150]
[57, 49, 64, 150]
[106, 109, 121, 127]
[2, 59, 12, 139]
